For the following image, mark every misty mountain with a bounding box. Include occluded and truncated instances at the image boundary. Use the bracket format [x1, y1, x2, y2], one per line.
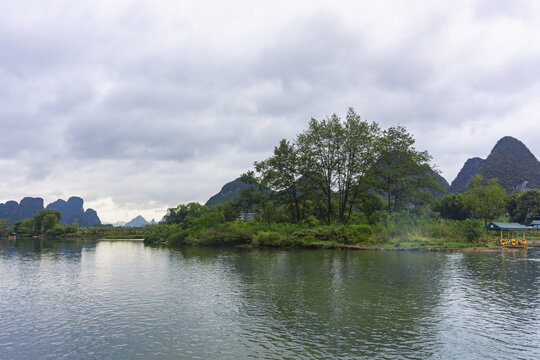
[46, 196, 101, 227]
[0, 196, 101, 226]
[122, 215, 157, 227]
[450, 136, 540, 193]
[0, 197, 44, 224]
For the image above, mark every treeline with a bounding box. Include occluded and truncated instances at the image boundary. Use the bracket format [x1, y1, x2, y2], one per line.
[435, 176, 540, 225]
[0, 210, 80, 237]
[146, 108, 512, 248]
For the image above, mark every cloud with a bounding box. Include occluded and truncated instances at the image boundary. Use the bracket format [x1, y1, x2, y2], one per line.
[2, 0, 540, 221]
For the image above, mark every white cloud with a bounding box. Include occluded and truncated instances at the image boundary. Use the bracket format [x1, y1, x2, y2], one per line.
[2, 0, 540, 222]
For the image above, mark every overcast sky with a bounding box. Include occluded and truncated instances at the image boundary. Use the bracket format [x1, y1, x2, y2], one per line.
[2, 0, 540, 223]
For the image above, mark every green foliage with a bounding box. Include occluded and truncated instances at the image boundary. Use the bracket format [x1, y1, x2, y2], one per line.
[506, 189, 540, 224]
[459, 219, 484, 242]
[246, 108, 436, 225]
[375, 126, 438, 214]
[344, 224, 373, 244]
[164, 202, 207, 225]
[463, 175, 506, 226]
[142, 108, 499, 250]
[212, 202, 240, 222]
[0, 218, 9, 236]
[194, 227, 252, 246]
[255, 139, 303, 223]
[13, 219, 34, 236]
[46, 224, 67, 237]
[434, 193, 470, 220]
[252, 231, 285, 246]
[33, 209, 61, 235]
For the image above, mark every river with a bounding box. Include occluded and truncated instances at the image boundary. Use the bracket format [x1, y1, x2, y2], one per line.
[0, 239, 538, 359]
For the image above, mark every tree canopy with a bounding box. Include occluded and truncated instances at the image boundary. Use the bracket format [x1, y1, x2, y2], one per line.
[247, 108, 440, 224]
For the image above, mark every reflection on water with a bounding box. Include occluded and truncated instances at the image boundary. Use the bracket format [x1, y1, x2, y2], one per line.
[0, 240, 538, 359]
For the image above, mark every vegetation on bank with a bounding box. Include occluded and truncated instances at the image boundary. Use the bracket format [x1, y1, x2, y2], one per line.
[144, 108, 538, 249]
[0, 210, 147, 239]
[144, 209, 496, 249]
[4, 108, 540, 249]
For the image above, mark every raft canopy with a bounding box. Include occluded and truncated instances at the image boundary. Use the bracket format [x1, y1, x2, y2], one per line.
[485, 222, 529, 231]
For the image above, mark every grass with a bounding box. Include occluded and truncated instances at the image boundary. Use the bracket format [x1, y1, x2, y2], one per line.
[100, 234, 145, 240]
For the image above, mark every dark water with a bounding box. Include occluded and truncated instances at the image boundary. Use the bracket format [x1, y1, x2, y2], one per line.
[0, 239, 538, 359]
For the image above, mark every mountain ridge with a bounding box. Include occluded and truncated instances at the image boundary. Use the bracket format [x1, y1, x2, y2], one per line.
[450, 136, 540, 193]
[0, 196, 101, 226]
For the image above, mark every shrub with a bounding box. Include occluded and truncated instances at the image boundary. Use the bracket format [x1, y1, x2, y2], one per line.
[460, 219, 484, 242]
[195, 227, 252, 246]
[253, 231, 284, 246]
[302, 216, 320, 227]
[46, 224, 66, 237]
[344, 224, 373, 244]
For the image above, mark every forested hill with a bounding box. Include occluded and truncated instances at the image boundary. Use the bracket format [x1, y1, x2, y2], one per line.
[205, 178, 253, 206]
[450, 136, 540, 193]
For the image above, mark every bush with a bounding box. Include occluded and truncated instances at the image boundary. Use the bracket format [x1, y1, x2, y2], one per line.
[195, 227, 252, 246]
[46, 224, 66, 237]
[253, 231, 284, 246]
[460, 219, 484, 242]
[302, 216, 320, 227]
[344, 224, 373, 244]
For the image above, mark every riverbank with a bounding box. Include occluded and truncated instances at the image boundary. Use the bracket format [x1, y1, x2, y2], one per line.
[142, 219, 509, 251]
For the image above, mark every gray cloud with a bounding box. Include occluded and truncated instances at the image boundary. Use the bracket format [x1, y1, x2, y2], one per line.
[2, 0, 540, 222]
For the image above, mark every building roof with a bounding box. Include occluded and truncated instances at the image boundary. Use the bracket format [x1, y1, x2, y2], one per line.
[530, 220, 540, 226]
[485, 222, 529, 231]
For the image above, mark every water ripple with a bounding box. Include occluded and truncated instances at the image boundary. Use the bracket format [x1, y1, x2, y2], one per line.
[1, 240, 539, 359]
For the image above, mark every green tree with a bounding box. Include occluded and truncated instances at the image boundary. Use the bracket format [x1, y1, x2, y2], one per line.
[33, 210, 61, 235]
[374, 126, 437, 213]
[434, 193, 470, 220]
[335, 108, 380, 223]
[506, 189, 540, 224]
[164, 202, 207, 225]
[0, 218, 9, 236]
[42, 213, 59, 234]
[13, 219, 34, 236]
[254, 139, 303, 223]
[297, 114, 343, 223]
[463, 175, 506, 226]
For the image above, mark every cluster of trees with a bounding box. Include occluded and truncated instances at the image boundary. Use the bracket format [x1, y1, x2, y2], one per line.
[435, 175, 540, 226]
[241, 108, 439, 224]
[435, 175, 506, 225]
[506, 189, 540, 224]
[146, 108, 540, 247]
[8, 210, 79, 237]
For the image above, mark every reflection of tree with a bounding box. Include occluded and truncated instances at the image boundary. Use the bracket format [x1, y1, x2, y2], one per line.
[5, 238, 96, 259]
[194, 248, 450, 358]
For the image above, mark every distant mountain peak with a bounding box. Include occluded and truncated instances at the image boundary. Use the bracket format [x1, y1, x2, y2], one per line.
[450, 137, 540, 193]
[123, 215, 154, 227]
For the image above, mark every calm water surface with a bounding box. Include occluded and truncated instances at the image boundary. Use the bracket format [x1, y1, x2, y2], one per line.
[0, 239, 539, 359]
